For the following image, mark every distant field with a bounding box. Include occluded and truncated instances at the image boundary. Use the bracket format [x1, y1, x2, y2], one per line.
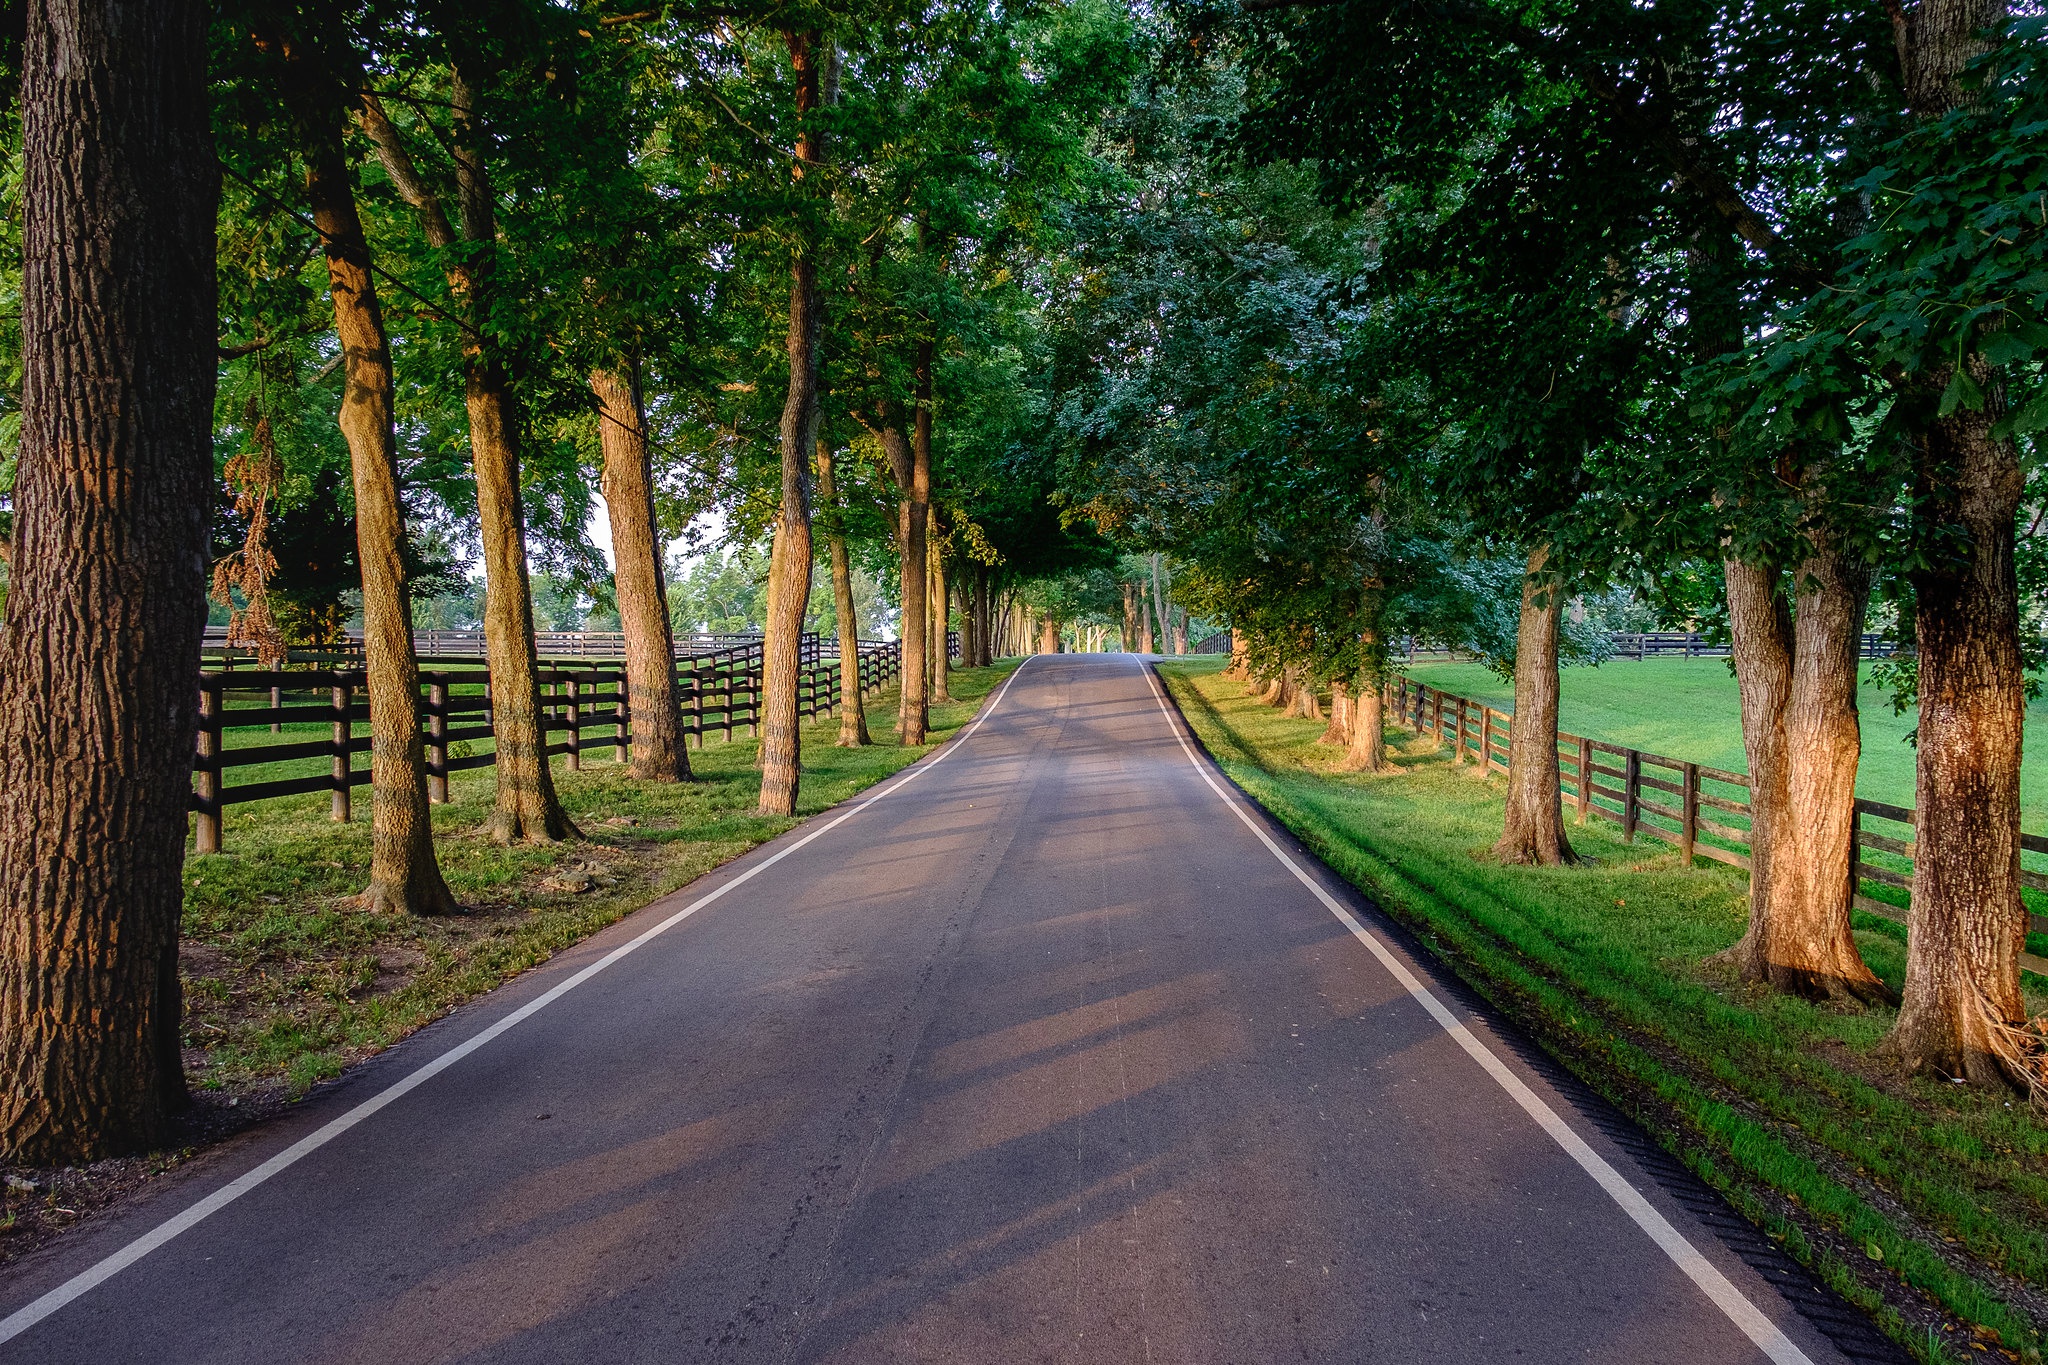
[1402, 657, 2048, 832]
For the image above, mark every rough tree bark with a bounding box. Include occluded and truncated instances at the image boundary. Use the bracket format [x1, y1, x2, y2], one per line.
[1039, 617, 1063, 654]
[593, 364, 688, 782]
[759, 29, 824, 816]
[1224, 628, 1249, 679]
[0, 0, 215, 1160]
[361, 79, 572, 842]
[1883, 0, 2030, 1083]
[1716, 548, 1886, 1002]
[929, 526, 952, 703]
[1318, 680, 1352, 746]
[1493, 546, 1577, 865]
[816, 437, 870, 746]
[877, 422, 927, 742]
[303, 102, 454, 915]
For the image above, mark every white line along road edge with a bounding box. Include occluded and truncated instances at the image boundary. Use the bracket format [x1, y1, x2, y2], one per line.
[1139, 662, 1816, 1365]
[0, 658, 1038, 1349]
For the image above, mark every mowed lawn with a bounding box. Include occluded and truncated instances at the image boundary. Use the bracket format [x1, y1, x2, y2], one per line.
[1405, 656, 2048, 832]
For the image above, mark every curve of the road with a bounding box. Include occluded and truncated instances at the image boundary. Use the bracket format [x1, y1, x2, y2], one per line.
[0, 654, 1901, 1364]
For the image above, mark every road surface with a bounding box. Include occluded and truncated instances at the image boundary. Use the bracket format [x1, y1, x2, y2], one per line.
[0, 654, 1899, 1363]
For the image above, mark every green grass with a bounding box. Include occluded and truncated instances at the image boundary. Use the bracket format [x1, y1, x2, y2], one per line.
[1404, 656, 2048, 832]
[1161, 657, 2048, 1365]
[180, 663, 1019, 1096]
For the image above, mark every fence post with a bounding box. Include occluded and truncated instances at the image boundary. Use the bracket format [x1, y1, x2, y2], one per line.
[270, 683, 282, 734]
[1577, 736, 1593, 822]
[195, 678, 223, 854]
[1622, 748, 1641, 842]
[688, 659, 704, 749]
[427, 677, 449, 803]
[1430, 689, 1443, 742]
[614, 671, 629, 764]
[1681, 761, 1699, 865]
[566, 675, 582, 772]
[1847, 802, 1862, 909]
[331, 677, 352, 823]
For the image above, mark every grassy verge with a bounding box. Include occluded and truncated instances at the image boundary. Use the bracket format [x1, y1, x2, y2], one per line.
[1161, 657, 2048, 1365]
[179, 662, 1020, 1095]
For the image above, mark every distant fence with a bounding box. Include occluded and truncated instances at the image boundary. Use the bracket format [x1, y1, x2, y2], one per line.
[192, 634, 912, 852]
[1384, 673, 2048, 965]
[201, 626, 957, 668]
[1393, 631, 1903, 663]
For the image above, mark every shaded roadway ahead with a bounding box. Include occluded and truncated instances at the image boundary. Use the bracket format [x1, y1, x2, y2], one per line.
[0, 654, 1892, 1364]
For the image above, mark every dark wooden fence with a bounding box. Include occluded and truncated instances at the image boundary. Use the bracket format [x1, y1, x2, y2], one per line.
[1385, 673, 2048, 971]
[202, 625, 958, 668]
[192, 635, 908, 852]
[1392, 631, 1902, 663]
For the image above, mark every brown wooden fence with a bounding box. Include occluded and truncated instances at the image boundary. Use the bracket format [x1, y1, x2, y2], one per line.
[192, 636, 907, 852]
[1386, 674, 2048, 971]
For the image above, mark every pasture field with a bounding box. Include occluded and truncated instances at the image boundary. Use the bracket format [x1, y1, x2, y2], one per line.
[1401, 656, 2048, 831]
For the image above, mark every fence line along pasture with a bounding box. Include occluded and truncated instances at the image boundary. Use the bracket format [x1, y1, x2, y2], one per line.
[192, 633, 915, 853]
[1394, 631, 1903, 663]
[1383, 673, 2048, 975]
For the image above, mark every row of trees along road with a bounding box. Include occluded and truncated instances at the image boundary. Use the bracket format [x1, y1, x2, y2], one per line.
[0, 0, 1134, 1162]
[1051, 0, 2048, 1091]
[5, 0, 2047, 1156]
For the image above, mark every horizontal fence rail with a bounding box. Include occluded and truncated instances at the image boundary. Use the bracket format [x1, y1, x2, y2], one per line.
[191, 635, 917, 852]
[202, 625, 958, 669]
[1384, 673, 2048, 966]
[1393, 631, 1904, 663]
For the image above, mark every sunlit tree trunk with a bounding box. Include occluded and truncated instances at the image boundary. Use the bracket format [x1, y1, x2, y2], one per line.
[1493, 545, 1576, 865]
[361, 80, 571, 842]
[1884, 0, 2029, 1083]
[929, 529, 951, 702]
[303, 103, 453, 914]
[1718, 548, 1886, 1002]
[0, 0, 214, 1160]
[1319, 680, 1351, 746]
[594, 364, 688, 781]
[759, 29, 823, 815]
[816, 437, 869, 746]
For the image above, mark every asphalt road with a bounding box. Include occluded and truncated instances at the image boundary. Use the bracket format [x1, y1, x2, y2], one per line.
[0, 654, 1897, 1364]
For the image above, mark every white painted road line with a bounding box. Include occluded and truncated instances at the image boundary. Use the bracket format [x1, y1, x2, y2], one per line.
[0, 659, 1036, 1349]
[1139, 662, 1815, 1365]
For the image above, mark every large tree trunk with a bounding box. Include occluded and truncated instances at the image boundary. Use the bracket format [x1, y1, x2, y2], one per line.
[879, 423, 927, 743]
[1888, 364, 2027, 1078]
[305, 114, 453, 916]
[1718, 549, 1888, 1002]
[0, 0, 215, 1161]
[816, 438, 870, 746]
[929, 529, 952, 703]
[594, 365, 688, 782]
[1039, 617, 1063, 654]
[1224, 628, 1249, 679]
[362, 79, 572, 842]
[759, 29, 823, 816]
[1493, 545, 1576, 865]
[1318, 680, 1352, 746]
[1882, 0, 2029, 1084]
